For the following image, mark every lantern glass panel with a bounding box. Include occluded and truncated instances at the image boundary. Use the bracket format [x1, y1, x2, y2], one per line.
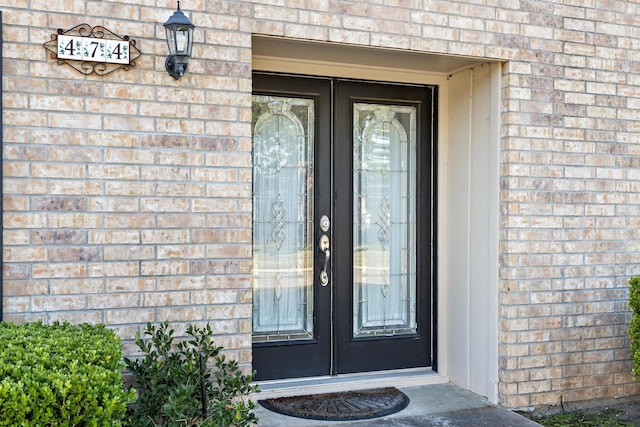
[165, 27, 177, 55]
[176, 27, 192, 55]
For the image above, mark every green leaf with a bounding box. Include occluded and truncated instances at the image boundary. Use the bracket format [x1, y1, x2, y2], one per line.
[126, 321, 259, 426]
[0, 321, 135, 426]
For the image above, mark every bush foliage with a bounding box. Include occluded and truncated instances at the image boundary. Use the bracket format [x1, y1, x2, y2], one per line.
[125, 321, 258, 427]
[629, 275, 640, 378]
[533, 410, 635, 427]
[0, 321, 136, 426]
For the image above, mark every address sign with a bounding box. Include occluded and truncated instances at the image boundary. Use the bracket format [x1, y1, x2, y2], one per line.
[57, 35, 130, 64]
[44, 24, 141, 76]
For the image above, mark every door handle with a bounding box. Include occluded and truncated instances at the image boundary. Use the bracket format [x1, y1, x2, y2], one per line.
[319, 234, 330, 286]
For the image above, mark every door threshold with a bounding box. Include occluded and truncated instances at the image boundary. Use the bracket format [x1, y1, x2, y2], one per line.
[253, 368, 448, 400]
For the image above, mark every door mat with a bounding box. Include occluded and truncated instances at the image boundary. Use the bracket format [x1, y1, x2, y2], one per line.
[259, 387, 410, 421]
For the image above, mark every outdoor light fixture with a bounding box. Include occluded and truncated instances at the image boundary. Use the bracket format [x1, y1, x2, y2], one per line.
[163, 2, 194, 80]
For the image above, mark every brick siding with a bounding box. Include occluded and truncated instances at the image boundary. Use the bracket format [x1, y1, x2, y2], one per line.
[2, 0, 640, 408]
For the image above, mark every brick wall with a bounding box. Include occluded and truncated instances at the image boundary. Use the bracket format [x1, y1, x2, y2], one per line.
[495, 1, 640, 406]
[1, 1, 254, 366]
[2, 0, 640, 408]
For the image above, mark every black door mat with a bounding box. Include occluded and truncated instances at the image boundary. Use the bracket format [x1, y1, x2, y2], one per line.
[259, 387, 410, 421]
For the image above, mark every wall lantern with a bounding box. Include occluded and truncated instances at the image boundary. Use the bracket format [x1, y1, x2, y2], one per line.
[163, 2, 194, 80]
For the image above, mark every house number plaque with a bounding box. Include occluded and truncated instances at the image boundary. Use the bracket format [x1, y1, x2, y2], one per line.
[44, 24, 141, 76]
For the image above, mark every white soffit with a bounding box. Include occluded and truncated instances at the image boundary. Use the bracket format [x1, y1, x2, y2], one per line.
[252, 36, 491, 78]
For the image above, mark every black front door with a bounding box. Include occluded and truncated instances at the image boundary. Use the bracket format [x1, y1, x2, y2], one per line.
[252, 73, 435, 380]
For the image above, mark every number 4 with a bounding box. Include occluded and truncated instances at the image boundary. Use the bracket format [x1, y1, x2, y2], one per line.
[112, 43, 122, 60]
[64, 39, 75, 56]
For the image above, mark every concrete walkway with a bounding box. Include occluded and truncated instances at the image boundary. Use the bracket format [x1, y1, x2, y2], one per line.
[254, 383, 541, 426]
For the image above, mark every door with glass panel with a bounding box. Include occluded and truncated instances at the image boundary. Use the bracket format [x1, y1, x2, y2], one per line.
[252, 74, 435, 380]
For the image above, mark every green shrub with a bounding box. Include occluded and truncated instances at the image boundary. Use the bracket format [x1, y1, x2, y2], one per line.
[0, 321, 136, 426]
[629, 275, 640, 378]
[125, 321, 258, 427]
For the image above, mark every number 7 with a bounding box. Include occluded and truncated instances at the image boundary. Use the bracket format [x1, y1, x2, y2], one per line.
[89, 41, 99, 58]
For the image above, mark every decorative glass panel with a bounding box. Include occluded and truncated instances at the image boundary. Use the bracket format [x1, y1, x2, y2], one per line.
[252, 96, 315, 342]
[353, 103, 417, 337]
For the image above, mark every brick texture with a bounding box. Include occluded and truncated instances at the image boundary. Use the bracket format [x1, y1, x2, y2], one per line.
[3, 0, 640, 407]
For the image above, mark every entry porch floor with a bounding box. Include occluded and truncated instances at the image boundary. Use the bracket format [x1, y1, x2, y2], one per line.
[253, 376, 541, 426]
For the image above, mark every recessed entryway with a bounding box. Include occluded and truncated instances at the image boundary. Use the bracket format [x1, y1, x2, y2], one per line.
[252, 36, 501, 404]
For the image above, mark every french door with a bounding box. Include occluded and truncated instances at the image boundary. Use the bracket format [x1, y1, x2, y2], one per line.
[251, 73, 436, 381]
